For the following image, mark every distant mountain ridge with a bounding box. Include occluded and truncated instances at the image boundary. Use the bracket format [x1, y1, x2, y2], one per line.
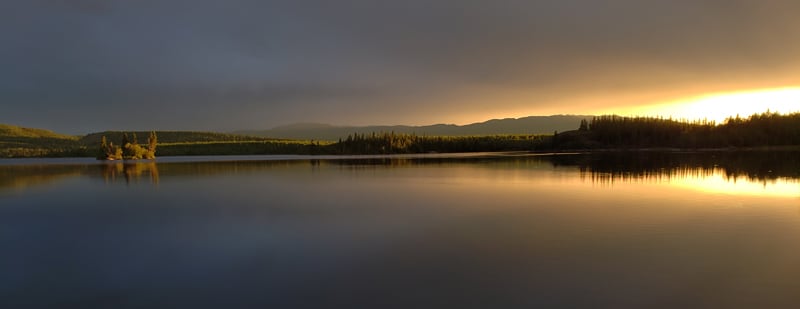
[79, 131, 279, 145]
[236, 115, 594, 140]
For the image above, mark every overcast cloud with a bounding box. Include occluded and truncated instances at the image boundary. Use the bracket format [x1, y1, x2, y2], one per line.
[2, 0, 799, 133]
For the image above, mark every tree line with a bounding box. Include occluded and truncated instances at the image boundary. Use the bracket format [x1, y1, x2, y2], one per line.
[561, 111, 800, 149]
[331, 132, 550, 154]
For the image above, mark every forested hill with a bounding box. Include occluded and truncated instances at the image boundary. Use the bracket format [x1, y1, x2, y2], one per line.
[0, 124, 77, 140]
[0, 124, 80, 157]
[236, 115, 593, 140]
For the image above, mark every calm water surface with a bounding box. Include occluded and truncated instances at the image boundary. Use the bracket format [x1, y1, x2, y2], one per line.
[1, 152, 799, 308]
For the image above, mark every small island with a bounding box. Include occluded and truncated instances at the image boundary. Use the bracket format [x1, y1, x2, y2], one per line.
[98, 132, 157, 160]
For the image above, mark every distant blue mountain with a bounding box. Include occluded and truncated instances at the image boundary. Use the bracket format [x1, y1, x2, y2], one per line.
[235, 115, 594, 140]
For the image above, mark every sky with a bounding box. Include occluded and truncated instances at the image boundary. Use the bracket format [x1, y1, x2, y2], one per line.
[2, 0, 800, 133]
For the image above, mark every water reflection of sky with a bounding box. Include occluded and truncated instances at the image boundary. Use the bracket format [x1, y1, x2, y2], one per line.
[3, 153, 800, 308]
[1, 153, 799, 200]
[670, 169, 799, 198]
[577, 169, 798, 199]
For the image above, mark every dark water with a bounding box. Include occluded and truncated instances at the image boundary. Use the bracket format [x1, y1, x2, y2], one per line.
[1, 152, 799, 308]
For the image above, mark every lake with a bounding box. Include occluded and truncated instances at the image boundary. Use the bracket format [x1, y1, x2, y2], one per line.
[2, 152, 799, 308]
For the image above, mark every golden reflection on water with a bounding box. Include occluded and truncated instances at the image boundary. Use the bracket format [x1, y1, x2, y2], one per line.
[585, 167, 799, 198]
[2, 155, 799, 200]
[101, 162, 160, 186]
[0, 165, 85, 192]
[670, 169, 799, 198]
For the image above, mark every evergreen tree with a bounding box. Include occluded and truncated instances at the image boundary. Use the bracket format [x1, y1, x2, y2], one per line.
[98, 136, 109, 159]
[552, 131, 559, 148]
[101, 136, 108, 151]
[147, 131, 157, 152]
[579, 119, 589, 131]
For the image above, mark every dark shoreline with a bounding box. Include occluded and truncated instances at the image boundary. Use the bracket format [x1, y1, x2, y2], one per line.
[4, 145, 800, 160]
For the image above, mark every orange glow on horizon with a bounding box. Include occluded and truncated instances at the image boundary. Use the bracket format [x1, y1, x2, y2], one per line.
[619, 87, 800, 124]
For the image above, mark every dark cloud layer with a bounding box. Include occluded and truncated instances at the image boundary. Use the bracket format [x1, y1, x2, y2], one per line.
[2, 0, 799, 133]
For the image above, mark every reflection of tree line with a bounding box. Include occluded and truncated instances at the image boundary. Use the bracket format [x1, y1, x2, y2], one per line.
[100, 162, 159, 185]
[1, 163, 162, 191]
[325, 152, 800, 185]
[549, 151, 800, 184]
[0, 165, 88, 191]
[3, 152, 798, 190]
[88, 152, 800, 184]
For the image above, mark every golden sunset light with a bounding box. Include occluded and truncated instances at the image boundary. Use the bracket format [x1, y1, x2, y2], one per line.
[624, 87, 800, 124]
